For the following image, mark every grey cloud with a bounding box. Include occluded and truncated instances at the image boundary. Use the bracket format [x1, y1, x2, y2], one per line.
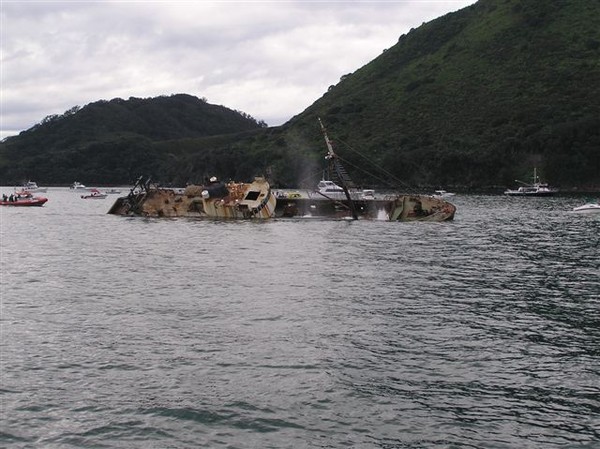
[1, 0, 476, 139]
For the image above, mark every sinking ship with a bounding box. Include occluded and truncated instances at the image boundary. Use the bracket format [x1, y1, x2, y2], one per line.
[108, 176, 277, 219]
[107, 120, 456, 222]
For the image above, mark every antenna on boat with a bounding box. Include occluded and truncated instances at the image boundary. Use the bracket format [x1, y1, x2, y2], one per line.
[318, 118, 358, 220]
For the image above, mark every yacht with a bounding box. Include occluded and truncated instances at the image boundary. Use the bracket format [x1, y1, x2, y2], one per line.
[70, 181, 87, 190]
[20, 180, 47, 193]
[317, 180, 345, 197]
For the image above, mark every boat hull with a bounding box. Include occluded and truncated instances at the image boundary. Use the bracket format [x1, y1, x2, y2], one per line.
[572, 204, 600, 214]
[504, 169, 558, 196]
[81, 194, 108, 199]
[504, 190, 556, 197]
[274, 195, 455, 221]
[108, 187, 454, 221]
[108, 177, 277, 219]
[201, 177, 276, 219]
[0, 197, 48, 207]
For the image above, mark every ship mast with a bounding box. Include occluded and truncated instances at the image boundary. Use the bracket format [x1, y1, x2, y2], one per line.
[318, 118, 358, 220]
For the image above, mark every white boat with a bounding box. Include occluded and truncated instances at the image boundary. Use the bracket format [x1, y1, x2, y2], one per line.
[504, 168, 558, 196]
[316, 180, 345, 199]
[81, 188, 107, 199]
[104, 188, 122, 194]
[504, 184, 557, 196]
[314, 180, 376, 201]
[361, 189, 375, 200]
[433, 189, 455, 198]
[70, 181, 87, 190]
[19, 180, 47, 193]
[572, 202, 600, 214]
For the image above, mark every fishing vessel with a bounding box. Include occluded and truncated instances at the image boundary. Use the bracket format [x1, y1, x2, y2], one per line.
[504, 168, 558, 196]
[107, 120, 455, 222]
[108, 176, 277, 219]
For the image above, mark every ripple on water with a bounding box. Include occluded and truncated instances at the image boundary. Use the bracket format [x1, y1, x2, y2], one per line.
[1, 191, 599, 448]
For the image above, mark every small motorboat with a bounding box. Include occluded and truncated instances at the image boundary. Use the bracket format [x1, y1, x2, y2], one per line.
[433, 189, 455, 198]
[1, 192, 48, 206]
[81, 188, 107, 199]
[104, 188, 122, 194]
[70, 181, 87, 190]
[20, 180, 47, 193]
[572, 202, 600, 214]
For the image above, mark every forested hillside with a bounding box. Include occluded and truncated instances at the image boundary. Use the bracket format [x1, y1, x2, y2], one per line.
[286, 0, 600, 189]
[0, 94, 265, 185]
[1, 0, 599, 190]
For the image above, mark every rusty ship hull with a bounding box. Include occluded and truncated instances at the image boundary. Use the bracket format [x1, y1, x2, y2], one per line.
[107, 177, 277, 219]
[108, 186, 455, 222]
[274, 194, 455, 221]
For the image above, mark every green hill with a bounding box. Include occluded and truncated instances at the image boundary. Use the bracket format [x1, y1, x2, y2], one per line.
[1, 0, 599, 190]
[286, 0, 600, 189]
[0, 94, 265, 185]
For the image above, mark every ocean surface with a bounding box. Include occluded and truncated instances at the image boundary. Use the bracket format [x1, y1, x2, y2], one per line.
[1, 188, 599, 449]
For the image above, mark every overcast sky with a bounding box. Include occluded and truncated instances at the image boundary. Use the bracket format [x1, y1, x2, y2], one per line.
[1, 0, 476, 140]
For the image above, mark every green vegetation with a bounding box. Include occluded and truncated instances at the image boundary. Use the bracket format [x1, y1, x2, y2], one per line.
[1, 0, 599, 190]
[0, 94, 266, 185]
[295, 0, 600, 190]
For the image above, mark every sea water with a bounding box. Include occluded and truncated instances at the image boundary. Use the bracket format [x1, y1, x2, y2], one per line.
[1, 188, 599, 448]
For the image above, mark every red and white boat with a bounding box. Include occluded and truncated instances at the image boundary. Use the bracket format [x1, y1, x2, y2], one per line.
[1, 192, 48, 206]
[81, 188, 108, 199]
